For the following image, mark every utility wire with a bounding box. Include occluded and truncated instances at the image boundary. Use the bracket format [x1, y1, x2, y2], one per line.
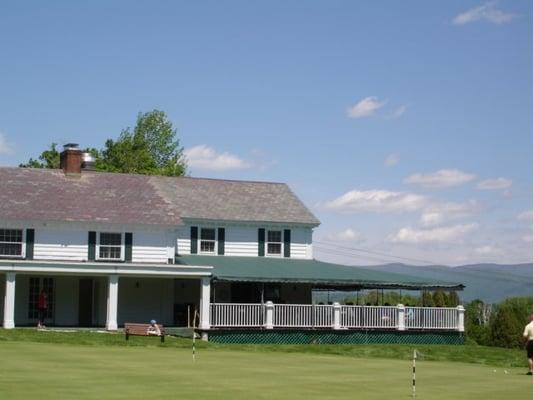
[314, 239, 439, 266]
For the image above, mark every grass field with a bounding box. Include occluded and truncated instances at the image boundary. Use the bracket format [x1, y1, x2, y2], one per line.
[0, 330, 531, 399]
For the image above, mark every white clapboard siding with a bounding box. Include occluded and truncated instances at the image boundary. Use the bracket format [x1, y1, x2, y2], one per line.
[131, 231, 169, 263]
[290, 227, 312, 259]
[225, 226, 259, 257]
[177, 227, 191, 255]
[177, 224, 313, 259]
[33, 227, 88, 261]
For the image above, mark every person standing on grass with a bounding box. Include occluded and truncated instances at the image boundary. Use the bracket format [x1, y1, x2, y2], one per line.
[37, 289, 48, 329]
[523, 314, 533, 375]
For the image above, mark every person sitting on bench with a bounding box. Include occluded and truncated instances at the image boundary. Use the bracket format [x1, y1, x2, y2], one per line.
[147, 320, 161, 336]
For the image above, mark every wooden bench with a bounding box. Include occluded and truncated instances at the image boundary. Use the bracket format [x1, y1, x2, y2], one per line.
[124, 322, 165, 343]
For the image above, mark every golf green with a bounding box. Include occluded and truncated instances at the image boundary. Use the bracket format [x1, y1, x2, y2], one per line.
[0, 341, 530, 399]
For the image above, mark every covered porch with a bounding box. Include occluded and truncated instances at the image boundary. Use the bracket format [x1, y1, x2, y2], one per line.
[1, 260, 212, 330]
[175, 255, 465, 343]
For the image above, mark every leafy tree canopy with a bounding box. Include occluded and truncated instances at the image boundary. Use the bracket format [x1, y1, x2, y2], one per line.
[20, 110, 187, 177]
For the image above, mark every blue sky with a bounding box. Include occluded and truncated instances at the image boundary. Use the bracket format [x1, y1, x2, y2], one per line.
[1, 1, 532, 266]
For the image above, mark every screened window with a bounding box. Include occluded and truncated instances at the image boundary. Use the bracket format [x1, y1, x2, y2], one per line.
[0, 229, 23, 257]
[267, 230, 282, 255]
[99, 232, 122, 260]
[200, 228, 216, 253]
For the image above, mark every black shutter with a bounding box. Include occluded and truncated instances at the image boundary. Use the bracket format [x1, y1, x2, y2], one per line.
[25, 228, 35, 260]
[88, 231, 96, 261]
[190, 226, 198, 254]
[258, 228, 265, 257]
[283, 229, 291, 258]
[125, 232, 133, 262]
[218, 228, 225, 255]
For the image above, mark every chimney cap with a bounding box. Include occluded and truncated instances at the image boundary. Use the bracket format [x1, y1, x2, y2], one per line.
[63, 143, 80, 151]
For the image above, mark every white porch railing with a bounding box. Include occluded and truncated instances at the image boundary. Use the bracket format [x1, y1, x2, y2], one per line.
[210, 302, 465, 332]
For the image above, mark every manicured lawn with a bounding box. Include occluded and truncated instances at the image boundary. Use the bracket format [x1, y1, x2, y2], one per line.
[0, 330, 530, 399]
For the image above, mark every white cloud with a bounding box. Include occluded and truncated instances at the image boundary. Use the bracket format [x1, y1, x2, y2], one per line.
[518, 210, 533, 222]
[330, 228, 364, 242]
[385, 153, 400, 167]
[391, 223, 479, 244]
[420, 200, 480, 227]
[452, 1, 516, 25]
[476, 177, 512, 190]
[475, 245, 503, 256]
[347, 97, 386, 119]
[184, 145, 251, 171]
[405, 169, 476, 189]
[0, 133, 13, 155]
[325, 189, 428, 213]
[389, 105, 407, 119]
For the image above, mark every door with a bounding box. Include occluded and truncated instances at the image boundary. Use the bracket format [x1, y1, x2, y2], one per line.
[78, 279, 93, 327]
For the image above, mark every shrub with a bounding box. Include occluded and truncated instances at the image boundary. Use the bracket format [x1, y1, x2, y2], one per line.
[489, 297, 533, 348]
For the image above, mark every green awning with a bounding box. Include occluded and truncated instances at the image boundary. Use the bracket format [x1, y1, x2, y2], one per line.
[175, 255, 464, 290]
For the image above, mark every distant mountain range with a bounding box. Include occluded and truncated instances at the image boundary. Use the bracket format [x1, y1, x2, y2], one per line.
[365, 263, 533, 304]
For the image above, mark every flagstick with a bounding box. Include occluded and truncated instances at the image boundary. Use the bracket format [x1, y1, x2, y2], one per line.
[412, 349, 417, 399]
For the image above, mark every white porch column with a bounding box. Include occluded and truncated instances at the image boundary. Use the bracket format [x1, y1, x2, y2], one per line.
[3, 272, 16, 329]
[456, 305, 465, 332]
[333, 302, 341, 330]
[106, 274, 119, 331]
[397, 304, 406, 331]
[199, 277, 211, 331]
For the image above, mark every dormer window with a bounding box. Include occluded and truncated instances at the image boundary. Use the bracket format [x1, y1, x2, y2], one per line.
[98, 232, 122, 260]
[200, 228, 216, 253]
[0, 229, 23, 257]
[267, 230, 282, 256]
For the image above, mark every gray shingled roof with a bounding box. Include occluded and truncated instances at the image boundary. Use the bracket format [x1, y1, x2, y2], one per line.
[0, 168, 320, 226]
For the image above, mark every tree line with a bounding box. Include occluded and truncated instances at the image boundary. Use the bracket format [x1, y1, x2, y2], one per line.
[466, 297, 533, 348]
[20, 110, 187, 177]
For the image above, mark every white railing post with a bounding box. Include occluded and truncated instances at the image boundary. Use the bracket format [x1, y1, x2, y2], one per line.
[333, 302, 341, 329]
[397, 304, 405, 331]
[265, 301, 274, 329]
[456, 305, 465, 332]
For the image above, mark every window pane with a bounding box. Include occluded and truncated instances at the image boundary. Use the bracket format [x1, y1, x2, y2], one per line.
[200, 229, 215, 240]
[268, 230, 281, 243]
[267, 243, 281, 254]
[99, 246, 121, 259]
[100, 233, 121, 246]
[0, 243, 22, 256]
[0, 229, 23, 243]
[200, 241, 215, 253]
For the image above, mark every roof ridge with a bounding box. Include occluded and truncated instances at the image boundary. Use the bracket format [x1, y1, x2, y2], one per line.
[1, 167, 286, 185]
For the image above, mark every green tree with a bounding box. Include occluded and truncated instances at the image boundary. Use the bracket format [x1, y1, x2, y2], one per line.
[447, 291, 460, 307]
[420, 290, 435, 307]
[465, 299, 491, 345]
[490, 297, 533, 348]
[19, 110, 187, 177]
[99, 110, 186, 176]
[432, 290, 446, 307]
[19, 143, 61, 169]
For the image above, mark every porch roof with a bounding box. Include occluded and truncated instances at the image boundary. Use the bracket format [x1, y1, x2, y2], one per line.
[174, 256, 464, 291]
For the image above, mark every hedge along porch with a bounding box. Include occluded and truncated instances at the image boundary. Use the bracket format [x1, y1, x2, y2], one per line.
[0, 260, 212, 330]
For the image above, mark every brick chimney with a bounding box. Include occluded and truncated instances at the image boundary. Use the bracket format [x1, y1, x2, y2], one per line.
[60, 143, 82, 175]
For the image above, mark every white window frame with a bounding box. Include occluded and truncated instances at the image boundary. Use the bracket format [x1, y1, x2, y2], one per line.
[199, 227, 217, 255]
[266, 229, 283, 257]
[0, 228, 25, 259]
[96, 232, 124, 261]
